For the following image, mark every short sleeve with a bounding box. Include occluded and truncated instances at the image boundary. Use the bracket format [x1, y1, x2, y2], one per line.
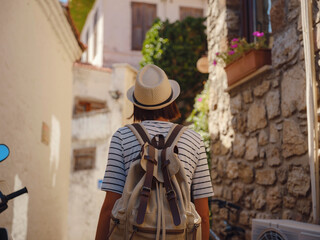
[192, 138, 214, 199]
[101, 130, 126, 194]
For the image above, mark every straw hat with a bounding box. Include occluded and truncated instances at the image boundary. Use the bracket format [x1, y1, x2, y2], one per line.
[127, 64, 180, 110]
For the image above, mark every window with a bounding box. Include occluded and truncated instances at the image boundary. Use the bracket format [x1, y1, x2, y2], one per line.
[241, 0, 272, 42]
[74, 98, 107, 115]
[180, 7, 203, 20]
[73, 147, 96, 171]
[93, 10, 99, 58]
[131, 2, 157, 50]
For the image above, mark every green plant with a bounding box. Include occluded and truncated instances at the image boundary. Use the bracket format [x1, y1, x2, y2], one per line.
[141, 17, 208, 122]
[186, 81, 211, 164]
[213, 31, 268, 66]
[69, 0, 95, 33]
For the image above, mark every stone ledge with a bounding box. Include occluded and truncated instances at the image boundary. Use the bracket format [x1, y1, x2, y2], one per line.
[225, 65, 272, 92]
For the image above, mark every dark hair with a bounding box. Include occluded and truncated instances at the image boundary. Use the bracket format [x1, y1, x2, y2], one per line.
[132, 102, 181, 122]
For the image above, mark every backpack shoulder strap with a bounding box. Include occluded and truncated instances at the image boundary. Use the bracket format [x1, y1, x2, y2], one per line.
[164, 124, 186, 148]
[126, 123, 151, 145]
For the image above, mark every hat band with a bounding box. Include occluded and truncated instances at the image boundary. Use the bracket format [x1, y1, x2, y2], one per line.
[133, 90, 173, 108]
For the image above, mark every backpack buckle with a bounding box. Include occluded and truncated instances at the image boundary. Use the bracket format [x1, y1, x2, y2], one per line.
[141, 186, 151, 197]
[166, 189, 176, 200]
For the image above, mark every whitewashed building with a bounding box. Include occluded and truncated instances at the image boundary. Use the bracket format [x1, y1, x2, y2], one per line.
[81, 0, 208, 69]
[0, 1, 83, 239]
[68, 62, 136, 240]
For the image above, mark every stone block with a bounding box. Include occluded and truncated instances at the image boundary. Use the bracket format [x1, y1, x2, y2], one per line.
[244, 195, 252, 209]
[243, 89, 253, 103]
[213, 185, 224, 197]
[211, 168, 219, 180]
[232, 183, 244, 202]
[247, 102, 267, 132]
[212, 141, 222, 155]
[272, 78, 279, 88]
[266, 90, 280, 119]
[223, 187, 232, 200]
[256, 169, 276, 185]
[226, 160, 238, 179]
[245, 137, 258, 160]
[259, 148, 266, 159]
[272, 26, 300, 68]
[258, 129, 268, 146]
[282, 119, 308, 158]
[255, 160, 264, 169]
[282, 210, 294, 220]
[238, 163, 254, 184]
[269, 123, 280, 143]
[266, 186, 283, 212]
[233, 134, 246, 157]
[217, 158, 226, 177]
[232, 113, 247, 133]
[277, 167, 288, 184]
[287, 166, 310, 197]
[252, 188, 266, 210]
[230, 94, 242, 115]
[239, 210, 251, 226]
[270, 0, 286, 33]
[281, 64, 306, 117]
[254, 81, 270, 97]
[267, 145, 281, 167]
[283, 196, 296, 209]
[296, 199, 312, 215]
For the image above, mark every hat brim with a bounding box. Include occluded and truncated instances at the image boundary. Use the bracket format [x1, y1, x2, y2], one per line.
[127, 80, 180, 110]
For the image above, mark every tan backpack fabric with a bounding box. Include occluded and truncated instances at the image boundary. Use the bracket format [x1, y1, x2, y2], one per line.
[107, 123, 202, 240]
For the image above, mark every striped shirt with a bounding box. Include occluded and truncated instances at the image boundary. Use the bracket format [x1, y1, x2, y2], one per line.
[101, 120, 214, 199]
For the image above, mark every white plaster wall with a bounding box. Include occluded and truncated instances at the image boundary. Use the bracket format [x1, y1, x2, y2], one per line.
[68, 139, 111, 240]
[102, 0, 207, 68]
[80, 0, 104, 67]
[73, 65, 112, 101]
[0, 1, 80, 239]
[111, 64, 137, 124]
[69, 64, 123, 240]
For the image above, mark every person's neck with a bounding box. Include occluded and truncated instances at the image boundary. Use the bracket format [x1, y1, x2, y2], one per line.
[154, 117, 169, 122]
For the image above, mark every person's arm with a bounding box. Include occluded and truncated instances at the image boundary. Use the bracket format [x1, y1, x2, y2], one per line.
[95, 191, 121, 240]
[194, 197, 210, 240]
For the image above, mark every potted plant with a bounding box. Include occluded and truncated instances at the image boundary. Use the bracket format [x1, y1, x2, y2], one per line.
[213, 32, 271, 86]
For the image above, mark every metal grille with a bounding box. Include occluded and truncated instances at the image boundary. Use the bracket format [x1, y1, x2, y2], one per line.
[258, 229, 287, 240]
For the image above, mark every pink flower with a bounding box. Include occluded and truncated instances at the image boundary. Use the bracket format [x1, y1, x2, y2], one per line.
[253, 31, 259, 36]
[257, 32, 264, 37]
[213, 60, 217, 66]
[231, 38, 239, 42]
[253, 31, 264, 37]
[215, 52, 220, 56]
[228, 50, 235, 55]
[231, 44, 238, 48]
[197, 97, 203, 102]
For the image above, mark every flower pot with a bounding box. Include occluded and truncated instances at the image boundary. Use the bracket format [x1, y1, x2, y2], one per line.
[225, 49, 271, 86]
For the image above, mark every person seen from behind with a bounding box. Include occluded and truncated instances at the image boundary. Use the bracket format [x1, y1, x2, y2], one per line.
[95, 64, 213, 240]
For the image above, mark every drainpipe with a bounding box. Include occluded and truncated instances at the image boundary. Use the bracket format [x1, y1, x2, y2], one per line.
[301, 0, 320, 224]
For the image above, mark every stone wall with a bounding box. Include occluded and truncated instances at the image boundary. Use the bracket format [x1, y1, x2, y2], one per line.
[207, 0, 313, 238]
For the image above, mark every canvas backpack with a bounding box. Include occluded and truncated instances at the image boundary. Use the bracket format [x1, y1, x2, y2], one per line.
[107, 123, 202, 240]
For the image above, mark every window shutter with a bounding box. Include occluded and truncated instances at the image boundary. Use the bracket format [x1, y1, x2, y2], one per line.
[180, 7, 203, 20]
[132, 2, 156, 50]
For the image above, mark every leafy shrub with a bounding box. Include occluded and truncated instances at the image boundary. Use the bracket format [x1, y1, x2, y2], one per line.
[186, 81, 211, 164]
[140, 17, 208, 122]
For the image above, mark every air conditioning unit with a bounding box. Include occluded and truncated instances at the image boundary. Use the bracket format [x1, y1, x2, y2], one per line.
[252, 219, 320, 240]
